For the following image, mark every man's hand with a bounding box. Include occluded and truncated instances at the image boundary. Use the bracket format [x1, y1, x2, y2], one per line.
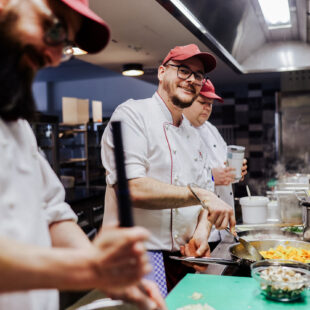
[107, 279, 167, 310]
[180, 238, 210, 272]
[180, 211, 211, 272]
[240, 159, 248, 181]
[90, 226, 152, 293]
[212, 166, 235, 185]
[196, 189, 236, 231]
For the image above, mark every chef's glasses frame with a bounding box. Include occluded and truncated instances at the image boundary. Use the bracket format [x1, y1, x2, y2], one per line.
[43, 15, 75, 62]
[164, 63, 206, 86]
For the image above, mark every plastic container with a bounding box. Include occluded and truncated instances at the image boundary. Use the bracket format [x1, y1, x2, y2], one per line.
[251, 259, 310, 302]
[240, 196, 269, 224]
[267, 200, 281, 223]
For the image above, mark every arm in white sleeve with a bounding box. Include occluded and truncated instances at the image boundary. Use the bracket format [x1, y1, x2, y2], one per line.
[38, 153, 77, 225]
[101, 101, 149, 186]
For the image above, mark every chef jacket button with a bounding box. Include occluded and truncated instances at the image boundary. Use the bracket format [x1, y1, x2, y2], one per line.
[174, 234, 178, 239]
[194, 158, 198, 161]
[9, 203, 14, 209]
[187, 135, 190, 139]
[173, 150, 176, 154]
[213, 144, 216, 148]
[230, 192, 233, 195]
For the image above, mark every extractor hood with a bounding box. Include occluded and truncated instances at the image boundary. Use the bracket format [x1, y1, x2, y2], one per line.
[156, 0, 310, 73]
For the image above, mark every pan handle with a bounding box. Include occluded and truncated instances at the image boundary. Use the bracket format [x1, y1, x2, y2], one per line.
[169, 256, 240, 266]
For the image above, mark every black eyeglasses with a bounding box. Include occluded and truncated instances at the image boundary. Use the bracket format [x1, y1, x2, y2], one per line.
[165, 63, 205, 86]
[43, 16, 75, 61]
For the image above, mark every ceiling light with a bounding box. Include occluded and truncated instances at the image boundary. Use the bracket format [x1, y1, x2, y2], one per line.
[72, 47, 88, 56]
[258, 0, 291, 29]
[169, 0, 207, 34]
[122, 64, 144, 76]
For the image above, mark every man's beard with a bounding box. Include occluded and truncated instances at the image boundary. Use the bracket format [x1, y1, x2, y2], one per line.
[171, 95, 196, 109]
[0, 12, 44, 122]
[163, 79, 198, 109]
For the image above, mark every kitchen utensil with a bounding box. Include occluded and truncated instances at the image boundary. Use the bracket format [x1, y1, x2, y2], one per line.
[188, 184, 264, 261]
[246, 185, 251, 198]
[224, 227, 264, 261]
[170, 239, 310, 270]
[251, 259, 310, 302]
[111, 121, 134, 227]
[111, 121, 151, 299]
[76, 298, 124, 310]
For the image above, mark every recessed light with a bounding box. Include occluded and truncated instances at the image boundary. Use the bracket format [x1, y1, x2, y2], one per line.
[122, 64, 144, 76]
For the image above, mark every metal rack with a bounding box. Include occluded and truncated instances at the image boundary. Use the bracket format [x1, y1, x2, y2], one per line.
[31, 114, 60, 175]
[59, 123, 90, 187]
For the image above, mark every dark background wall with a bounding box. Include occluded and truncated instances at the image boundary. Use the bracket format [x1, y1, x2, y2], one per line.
[33, 59, 157, 120]
[210, 81, 280, 196]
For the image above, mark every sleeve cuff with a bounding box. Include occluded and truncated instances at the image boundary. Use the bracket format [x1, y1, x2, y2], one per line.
[106, 164, 146, 185]
[45, 202, 78, 225]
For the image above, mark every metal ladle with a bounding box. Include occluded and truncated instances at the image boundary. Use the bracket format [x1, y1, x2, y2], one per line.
[187, 184, 264, 261]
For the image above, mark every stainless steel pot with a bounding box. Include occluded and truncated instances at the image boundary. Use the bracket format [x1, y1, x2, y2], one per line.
[301, 200, 310, 241]
[236, 229, 301, 241]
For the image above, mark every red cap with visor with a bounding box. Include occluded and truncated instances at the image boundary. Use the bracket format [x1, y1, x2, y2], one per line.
[200, 79, 223, 103]
[162, 44, 216, 73]
[60, 0, 110, 53]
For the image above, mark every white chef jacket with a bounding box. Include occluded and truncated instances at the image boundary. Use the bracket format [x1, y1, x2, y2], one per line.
[0, 118, 77, 310]
[196, 121, 234, 241]
[101, 92, 214, 251]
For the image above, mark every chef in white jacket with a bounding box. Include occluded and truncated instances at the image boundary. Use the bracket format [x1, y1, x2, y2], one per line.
[184, 79, 247, 246]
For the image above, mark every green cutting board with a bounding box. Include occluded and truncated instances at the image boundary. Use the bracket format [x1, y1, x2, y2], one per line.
[166, 274, 310, 310]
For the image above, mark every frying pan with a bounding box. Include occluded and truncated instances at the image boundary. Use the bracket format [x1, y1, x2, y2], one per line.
[170, 239, 310, 268]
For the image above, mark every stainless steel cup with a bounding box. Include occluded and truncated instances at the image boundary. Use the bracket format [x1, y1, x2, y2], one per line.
[227, 145, 245, 183]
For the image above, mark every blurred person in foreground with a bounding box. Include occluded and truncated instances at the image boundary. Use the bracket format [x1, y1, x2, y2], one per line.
[183, 79, 247, 248]
[0, 1, 165, 309]
[101, 44, 236, 293]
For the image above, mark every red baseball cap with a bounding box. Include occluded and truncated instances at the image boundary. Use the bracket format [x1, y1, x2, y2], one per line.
[60, 0, 110, 53]
[162, 44, 216, 73]
[200, 79, 223, 102]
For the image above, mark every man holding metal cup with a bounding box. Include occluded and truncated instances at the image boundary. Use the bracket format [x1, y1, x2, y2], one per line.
[184, 79, 247, 247]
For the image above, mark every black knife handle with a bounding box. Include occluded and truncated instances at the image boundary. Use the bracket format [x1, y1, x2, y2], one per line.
[111, 121, 134, 227]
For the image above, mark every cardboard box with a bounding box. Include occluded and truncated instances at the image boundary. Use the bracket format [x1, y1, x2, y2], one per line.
[62, 97, 89, 124]
[92, 100, 102, 123]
